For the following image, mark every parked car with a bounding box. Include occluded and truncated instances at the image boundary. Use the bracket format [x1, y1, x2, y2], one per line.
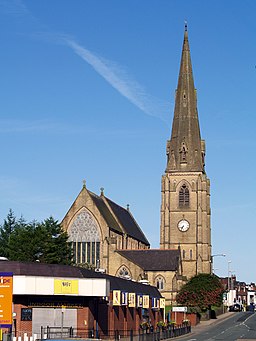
[229, 304, 242, 312]
[246, 303, 255, 312]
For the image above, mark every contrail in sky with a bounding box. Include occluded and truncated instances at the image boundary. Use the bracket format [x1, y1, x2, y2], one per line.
[0, 0, 29, 16]
[1, 0, 170, 124]
[64, 38, 169, 122]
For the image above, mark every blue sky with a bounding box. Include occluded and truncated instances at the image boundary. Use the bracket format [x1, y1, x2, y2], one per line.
[0, 0, 255, 283]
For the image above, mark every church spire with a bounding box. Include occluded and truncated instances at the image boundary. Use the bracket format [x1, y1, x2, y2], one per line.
[166, 25, 205, 173]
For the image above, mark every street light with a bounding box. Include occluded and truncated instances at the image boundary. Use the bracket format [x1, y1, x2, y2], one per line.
[210, 253, 226, 274]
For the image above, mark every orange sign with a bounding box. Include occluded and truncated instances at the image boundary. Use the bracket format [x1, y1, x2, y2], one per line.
[0, 272, 13, 327]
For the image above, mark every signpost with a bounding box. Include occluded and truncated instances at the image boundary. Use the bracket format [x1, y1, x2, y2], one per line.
[172, 307, 187, 312]
[0, 272, 13, 329]
[172, 306, 187, 323]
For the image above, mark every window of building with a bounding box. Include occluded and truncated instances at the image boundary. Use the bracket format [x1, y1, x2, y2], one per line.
[118, 266, 131, 279]
[156, 276, 165, 291]
[179, 184, 190, 207]
[190, 250, 193, 260]
[68, 209, 101, 267]
[183, 250, 186, 259]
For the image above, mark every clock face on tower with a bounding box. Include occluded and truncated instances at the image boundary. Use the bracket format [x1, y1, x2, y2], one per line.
[177, 219, 190, 232]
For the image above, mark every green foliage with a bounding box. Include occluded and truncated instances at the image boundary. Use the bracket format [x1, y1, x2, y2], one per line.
[0, 209, 18, 258]
[0, 211, 73, 265]
[76, 262, 95, 270]
[176, 273, 224, 311]
[39, 217, 73, 265]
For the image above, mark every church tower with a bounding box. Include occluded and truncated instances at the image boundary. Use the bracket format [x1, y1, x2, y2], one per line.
[160, 25, 211, 279]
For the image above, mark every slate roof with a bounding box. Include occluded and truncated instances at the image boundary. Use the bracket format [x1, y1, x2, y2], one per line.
[88, 190, 149, 246]
[0, 261, 161, 297]
[116, 249, 180, 271]
[89, 191, 122, 233]
[105, 197, 149, 246]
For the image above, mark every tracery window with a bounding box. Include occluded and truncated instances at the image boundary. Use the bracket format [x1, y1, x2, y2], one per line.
[68, 209, 101, 267]
[117, 266, 131, 279]
[156, 276, 165, 291]
[179, 184, 190, 207]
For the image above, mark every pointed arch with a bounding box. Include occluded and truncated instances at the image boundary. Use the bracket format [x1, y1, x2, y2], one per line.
[68, 207, 101, 267]
[154, 275, 165, 291]
[179, 141, 188, 163]
[179, 183, 190, 207]
[116, 265, 131, 279]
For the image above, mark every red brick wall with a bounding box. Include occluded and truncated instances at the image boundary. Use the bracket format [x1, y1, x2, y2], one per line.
[77, 307, 90, 337]
[170, 312, 199, 326]
[13, 304, 32, 338]
[127, 308, 136, 332]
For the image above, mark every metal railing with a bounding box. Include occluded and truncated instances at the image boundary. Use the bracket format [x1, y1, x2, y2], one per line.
[40, 324, 191, 340]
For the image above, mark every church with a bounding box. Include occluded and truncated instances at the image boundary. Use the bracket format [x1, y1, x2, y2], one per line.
[61, 26, 212, 305]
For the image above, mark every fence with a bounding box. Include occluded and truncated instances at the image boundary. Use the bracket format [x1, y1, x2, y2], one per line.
[39, 323, 191, 340]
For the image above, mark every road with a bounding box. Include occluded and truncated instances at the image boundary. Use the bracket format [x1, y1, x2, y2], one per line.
[177, 312, 256, 341]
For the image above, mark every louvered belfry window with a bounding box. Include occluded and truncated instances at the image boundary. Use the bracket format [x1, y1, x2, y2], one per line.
[179, 184, 189, 207]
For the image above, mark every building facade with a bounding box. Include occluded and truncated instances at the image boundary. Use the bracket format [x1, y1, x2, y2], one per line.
[61, 183, 150, 274]
[0, 261, 164, 339]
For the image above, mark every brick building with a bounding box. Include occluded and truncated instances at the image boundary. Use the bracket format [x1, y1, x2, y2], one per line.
[0, 261, 163, 339]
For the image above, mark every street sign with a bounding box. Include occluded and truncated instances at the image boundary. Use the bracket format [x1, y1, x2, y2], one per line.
[172, 306, 187, 312]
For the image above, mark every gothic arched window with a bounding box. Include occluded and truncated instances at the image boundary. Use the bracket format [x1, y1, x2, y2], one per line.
[156, 276, 165, 291]
[68, 209, 101, 267]
[179, 184, 190, 207]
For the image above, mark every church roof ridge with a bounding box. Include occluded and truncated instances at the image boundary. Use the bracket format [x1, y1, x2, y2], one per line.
[85, 187, 149, 245]
[104, 196, 150, 246]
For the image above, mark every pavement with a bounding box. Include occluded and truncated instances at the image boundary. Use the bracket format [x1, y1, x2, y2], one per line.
[191, 311, 235, 333]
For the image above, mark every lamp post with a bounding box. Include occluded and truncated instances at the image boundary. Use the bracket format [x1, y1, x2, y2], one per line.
[210, 253, 226, 274]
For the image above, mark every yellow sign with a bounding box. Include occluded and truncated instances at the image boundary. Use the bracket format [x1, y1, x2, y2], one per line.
[54, 279, 78, 294]
[0, 272, 13, 327]
[128, 293, 136, 308]
[160, 298, 165, 309]
[143, 295, 149, 308]
[113, 290, 121, 306]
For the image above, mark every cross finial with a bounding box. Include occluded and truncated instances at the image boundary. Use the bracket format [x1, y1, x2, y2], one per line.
[82, 179, 86, 188]
[184, 20, 188, 32]
[100, 187, 104, 196]
[126, 204, 130, 211]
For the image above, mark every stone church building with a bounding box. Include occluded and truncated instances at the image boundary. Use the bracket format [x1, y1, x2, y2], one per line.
[61, 26, 212, 305]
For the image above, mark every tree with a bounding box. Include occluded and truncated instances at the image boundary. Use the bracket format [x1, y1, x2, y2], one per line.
[8, 222, 38, 262]
[0, 209, 18, 258]
[4, 211, 73, 265]
[37, 217, 73, 265]
[176, 273, 224, 311]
